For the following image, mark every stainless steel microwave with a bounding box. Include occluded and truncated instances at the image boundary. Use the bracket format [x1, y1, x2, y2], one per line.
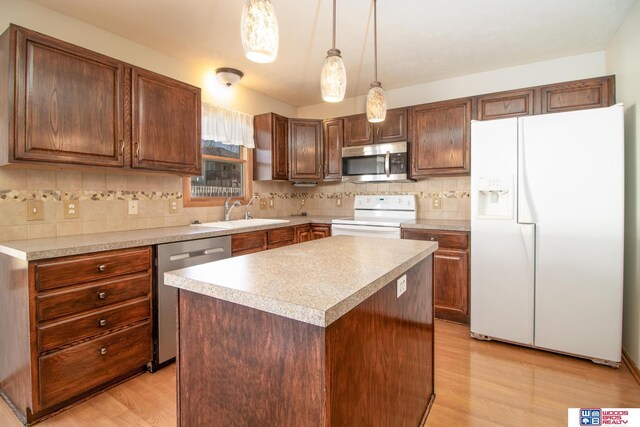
[342, 141, 413, 183]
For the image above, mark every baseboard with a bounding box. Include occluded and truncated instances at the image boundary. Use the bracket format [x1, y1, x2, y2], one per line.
[622, 348, 640, 386]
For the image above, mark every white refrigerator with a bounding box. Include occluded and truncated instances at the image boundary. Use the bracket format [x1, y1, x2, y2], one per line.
[470, 104, 624, 367]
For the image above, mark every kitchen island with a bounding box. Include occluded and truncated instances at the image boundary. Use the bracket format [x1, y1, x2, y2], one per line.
[165, 235, 438, 426]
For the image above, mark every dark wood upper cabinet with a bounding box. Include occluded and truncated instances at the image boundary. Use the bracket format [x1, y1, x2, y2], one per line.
[409, 98, 471, 178]
[343, 114, 373, 146]
[131, 68, 201, 175]
[342, 108, 406, 147]
[476, 89, 535, 120]
[289, 119, 323, 180]
[375, 108, 407, 143]
[323, 118, 343, 181]
[0, 25, 201, 175]
[8, 25, 125, 167]
[253, 113, 289, 180]
[540, 75, 615, 114]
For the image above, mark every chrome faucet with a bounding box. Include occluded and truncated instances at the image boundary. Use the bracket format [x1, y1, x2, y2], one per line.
[243, 195, 259, 219]
[224, 197, 242, 221]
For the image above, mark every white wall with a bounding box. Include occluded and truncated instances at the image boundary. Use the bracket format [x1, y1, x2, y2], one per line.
[297, 52, 607, 118]
[606, 0, 640, 368]
[0, 0, 297, 117]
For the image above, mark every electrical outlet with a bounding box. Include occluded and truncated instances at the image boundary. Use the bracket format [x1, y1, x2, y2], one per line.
[397, 274, 407, 298]
[64, 201, 81, 219]
[336, 197, 342, 207]
[128, 200, 139, 215]
[259, 197, 268, 209]
[268, 198, 275, 209]
[26, 200, 44, 221]
[169, 200, 179, 214]
[432, 197, 441, 209]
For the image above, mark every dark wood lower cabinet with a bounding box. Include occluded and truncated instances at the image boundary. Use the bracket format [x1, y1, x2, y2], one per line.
[176, 257, 434, 425]
[0, 247, 153, 424]
[233, 223, 332, 256]
[402, 228, 470, 324]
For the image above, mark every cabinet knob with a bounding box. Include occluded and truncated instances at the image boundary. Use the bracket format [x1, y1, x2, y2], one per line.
[99, 319, 107, 327]
[99, 347, 107, 355]
[98, 264, 106, 272]
[98, 292, 107, 299]
[430, 237, 436, 241]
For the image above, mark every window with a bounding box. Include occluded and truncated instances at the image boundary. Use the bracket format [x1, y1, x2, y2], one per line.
[183, 140, 252, 207]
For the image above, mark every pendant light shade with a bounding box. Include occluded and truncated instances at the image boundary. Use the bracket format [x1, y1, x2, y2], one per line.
[366, 82, 387, 122]
[321, 0, 346, 102]
[241, 0, 279, 63]
[366, 0, 387, 123]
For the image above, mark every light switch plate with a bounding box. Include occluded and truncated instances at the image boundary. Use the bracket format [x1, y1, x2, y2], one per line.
[397, 274, 407, 298]
[336, 197, 342, 207]
[26, 200, 44, 221]
[128, 200, 139, 215]
[64, 201, 80, 219]
[432, 197, 441, 209]
[169, 200, 179, 214]
[268, 198, 275, 209]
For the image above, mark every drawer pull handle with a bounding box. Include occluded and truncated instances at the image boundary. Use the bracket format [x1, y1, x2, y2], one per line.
[98, 264, 106, 272]
[99, 319, 107, 327]
[100, 347, 107, 355]
[98, 292, 107, 299]
[430, 237, 436, 241]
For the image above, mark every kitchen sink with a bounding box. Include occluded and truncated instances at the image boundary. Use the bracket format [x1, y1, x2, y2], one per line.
[190, 218, 290, 229]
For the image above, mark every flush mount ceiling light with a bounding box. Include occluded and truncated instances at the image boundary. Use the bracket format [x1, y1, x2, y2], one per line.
[366, 0, 387, 123]
[215, 68, 244, 87]
[320, 0, 346, 103]
[241, 0, 279, 63]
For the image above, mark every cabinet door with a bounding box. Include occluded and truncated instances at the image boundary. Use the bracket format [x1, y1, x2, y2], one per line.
[476, 89, 534, 120]
[343, 114, 373, 146]
[323, 119, 343, 181]
[409, 98, 471, 177]
[374, 108, 407, 143]
[289, 119, 323, 180]
[273, 114, 289, 180]
[540, 76, 614, 114]
[231, 231, 267, 256]
[310, 224, 331, 240]
[13, 27, 124, 167]
[131, 68, 201, 175]
[295, 225, 311, 243]
[433, 248, 469, 324]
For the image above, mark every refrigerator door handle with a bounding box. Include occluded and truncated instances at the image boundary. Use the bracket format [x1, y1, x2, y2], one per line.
[517, 120, 535, 224]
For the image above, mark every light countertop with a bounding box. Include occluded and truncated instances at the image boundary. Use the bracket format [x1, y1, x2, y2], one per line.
[402, 219, 470, 232]
[164, 235, 438, 327]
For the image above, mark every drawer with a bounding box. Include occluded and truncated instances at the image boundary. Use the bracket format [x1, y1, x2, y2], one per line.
[267, 227, 295, 247]
[39, 321, 151, 409]
[36, 273, 151, 322]
[232, 231, 266, 255]
[38, 298, 150, 352]
[34, 247, 151, 291]
[402, 229, 469, 250]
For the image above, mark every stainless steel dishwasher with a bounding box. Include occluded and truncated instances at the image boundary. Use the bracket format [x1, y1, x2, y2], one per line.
[154, 236, 231, 369]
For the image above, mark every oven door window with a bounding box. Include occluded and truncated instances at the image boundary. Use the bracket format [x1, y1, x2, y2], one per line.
[343, 155, 386, 176]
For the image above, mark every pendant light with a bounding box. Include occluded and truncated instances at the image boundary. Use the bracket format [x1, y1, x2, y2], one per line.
[366, 0, 387, 123]
[241, 0, 279, 63]
[320, 0, 347, 102]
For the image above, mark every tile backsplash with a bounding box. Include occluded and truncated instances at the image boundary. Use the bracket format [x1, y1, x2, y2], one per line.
[0, 167, 470, 241]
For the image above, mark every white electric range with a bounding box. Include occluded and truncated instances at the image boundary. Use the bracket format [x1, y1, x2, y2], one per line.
[332, 195, 416, 239]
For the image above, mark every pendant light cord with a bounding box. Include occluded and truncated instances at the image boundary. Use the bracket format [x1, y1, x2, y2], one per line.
[332, 0, 337, 49]
[373, 0, 378, 82]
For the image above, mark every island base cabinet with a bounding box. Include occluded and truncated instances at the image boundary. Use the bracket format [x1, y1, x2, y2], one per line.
[176, 256, 434, 426]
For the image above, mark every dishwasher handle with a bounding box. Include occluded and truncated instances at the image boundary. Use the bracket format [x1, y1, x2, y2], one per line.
[168, 247, 225, 262]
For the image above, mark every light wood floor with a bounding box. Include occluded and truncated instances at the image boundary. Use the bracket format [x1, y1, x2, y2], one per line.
[2, 320, 639, 426]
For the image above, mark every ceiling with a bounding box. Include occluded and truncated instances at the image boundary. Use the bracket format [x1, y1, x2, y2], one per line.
[30, 0, 636, 107]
